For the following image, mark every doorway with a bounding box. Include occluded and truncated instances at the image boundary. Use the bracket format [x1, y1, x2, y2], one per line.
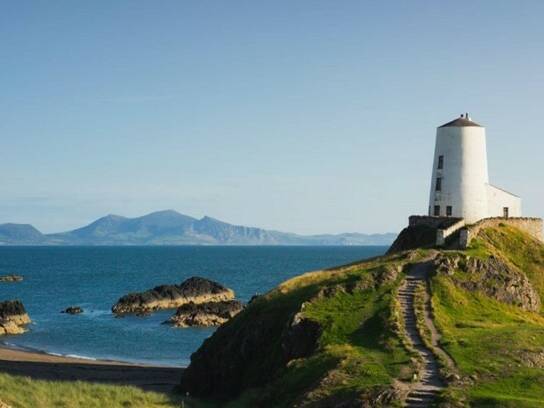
[503, 207, 509, 218]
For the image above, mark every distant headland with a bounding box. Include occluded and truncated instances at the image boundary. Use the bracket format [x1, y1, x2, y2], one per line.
[0, 210, 395, 246]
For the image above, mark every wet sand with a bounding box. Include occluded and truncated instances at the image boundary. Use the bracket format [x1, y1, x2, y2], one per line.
[0, 346, 183, 393]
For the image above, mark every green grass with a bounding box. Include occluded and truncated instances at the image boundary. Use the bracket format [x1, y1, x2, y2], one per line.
[0, 373, 200, 408]
[217, 256, 415, 407]
[431, 225, 544, 406]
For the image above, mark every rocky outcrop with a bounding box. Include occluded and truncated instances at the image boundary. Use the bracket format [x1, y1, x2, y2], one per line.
[112, 277, 235, 315]
[387, 225, 437, 254]
[434, 255, 541, 311]
[62, 306, 83, 315]
[165, 300, 244, 327]
[0, 300, 31, 335]
[281, 310, 322, 361]
[0, 275, 23, 282]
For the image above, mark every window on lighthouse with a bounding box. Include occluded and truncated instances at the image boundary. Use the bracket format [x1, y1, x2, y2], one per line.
[434, 206, 440, 216]
[435, 177, 442, 191]
[438, 155, 444, 169]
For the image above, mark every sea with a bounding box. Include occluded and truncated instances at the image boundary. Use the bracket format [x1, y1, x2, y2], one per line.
[0, 246, 387, 367]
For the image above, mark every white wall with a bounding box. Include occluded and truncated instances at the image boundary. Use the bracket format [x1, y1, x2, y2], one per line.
[486, 184, 522, 218]
[429, 125, 489, 223]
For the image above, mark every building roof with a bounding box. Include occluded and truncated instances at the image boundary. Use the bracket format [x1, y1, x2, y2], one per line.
[438, 116, 482, 128]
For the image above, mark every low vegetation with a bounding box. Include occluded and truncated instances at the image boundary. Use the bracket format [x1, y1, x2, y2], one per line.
[0, 373, 190, 408]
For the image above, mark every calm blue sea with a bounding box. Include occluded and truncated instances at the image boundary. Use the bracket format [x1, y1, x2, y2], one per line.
[0, 246, 386, 366]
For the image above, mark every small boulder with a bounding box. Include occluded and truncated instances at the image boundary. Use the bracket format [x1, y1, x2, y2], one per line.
[0, 300, 31, 335]
[62, 306, 83, 315]
[0, 275, 23, 283]
[165, 300, 244, 327]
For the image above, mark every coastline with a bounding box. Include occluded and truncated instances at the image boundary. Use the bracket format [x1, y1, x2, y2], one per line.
[0, 341, 184, 367]
[0, 344, 184, 393]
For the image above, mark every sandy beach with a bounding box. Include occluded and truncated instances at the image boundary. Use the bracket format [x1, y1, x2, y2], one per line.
[0, 345, 184, 393]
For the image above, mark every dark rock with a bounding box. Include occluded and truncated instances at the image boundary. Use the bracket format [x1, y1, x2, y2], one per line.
[0, 300, 31, 335]
[0, 275, 23, 282]
[112, 277, 235, 315]
[248, 294, 261, 304]
[165, 300, 244, 327]
[62, 306, 83, 315]
[281, 310, 322, 361]
[387, 225, 437, 254]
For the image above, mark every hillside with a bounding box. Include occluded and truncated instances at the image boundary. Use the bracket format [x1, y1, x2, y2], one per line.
[0, 210, 395, 246]
[179, 224, 544, 407]
[0, 224, 45, 245]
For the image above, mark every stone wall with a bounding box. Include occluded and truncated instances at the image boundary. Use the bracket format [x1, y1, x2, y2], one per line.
[436, 219, 466, 246]
[459, 217, 544, 248]
[409, 216, 463, 229]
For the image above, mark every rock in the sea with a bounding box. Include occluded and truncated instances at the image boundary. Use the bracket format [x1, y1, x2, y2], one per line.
[62, 306, 83, 315]
[112, 277, 235, 315]
[165, 300, 244, 327]
[0, 300, 31, 335]
[0, 275, 23, 282]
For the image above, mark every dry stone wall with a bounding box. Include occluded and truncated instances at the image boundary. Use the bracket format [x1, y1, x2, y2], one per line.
[460, 217, 543, 248]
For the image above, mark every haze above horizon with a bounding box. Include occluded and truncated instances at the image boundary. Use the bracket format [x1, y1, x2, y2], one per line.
[2, 1, 543, 234]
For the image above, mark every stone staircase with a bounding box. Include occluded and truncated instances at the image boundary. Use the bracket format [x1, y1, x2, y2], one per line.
[398, 272, 444, 407]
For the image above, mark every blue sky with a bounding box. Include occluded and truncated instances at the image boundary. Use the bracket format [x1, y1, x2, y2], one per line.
[2, 1, 543, 234]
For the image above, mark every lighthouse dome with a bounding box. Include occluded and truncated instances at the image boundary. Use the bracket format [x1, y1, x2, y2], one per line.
[438, 114, 482, 128]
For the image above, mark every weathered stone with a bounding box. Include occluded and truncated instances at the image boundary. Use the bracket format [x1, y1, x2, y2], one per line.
[435, 254, 541, 311]
[281, 311, 322, 362]
[165, 300, 244, 327]
[0, 275, 23, 282]
[373, 265, 401, 287]
[112, 277, 235, 315]
[518, 350, 544, 368]
[0, 300, 31, 335]
[62, 306, 83, 315]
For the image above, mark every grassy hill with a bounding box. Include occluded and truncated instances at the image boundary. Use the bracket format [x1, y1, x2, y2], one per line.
[179, 224, 544, 407]
[0, 223, 542, 407]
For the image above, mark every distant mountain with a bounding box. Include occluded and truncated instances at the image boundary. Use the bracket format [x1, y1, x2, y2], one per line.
[0, 223, 45, 245]
[0, 210, 396, 246]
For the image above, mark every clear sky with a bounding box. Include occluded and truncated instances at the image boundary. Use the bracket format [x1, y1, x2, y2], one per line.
[2, 1, 543, 234]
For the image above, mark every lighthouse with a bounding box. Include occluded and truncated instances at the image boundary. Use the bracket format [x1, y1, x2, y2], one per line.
[428, 114, 521, 224]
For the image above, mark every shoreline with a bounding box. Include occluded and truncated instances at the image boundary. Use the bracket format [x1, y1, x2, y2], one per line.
[0, 341, 184, 368]
[0, 344, 184, 393]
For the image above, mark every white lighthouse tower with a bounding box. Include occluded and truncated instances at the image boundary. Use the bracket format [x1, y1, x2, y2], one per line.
[428, 114, 521, 224]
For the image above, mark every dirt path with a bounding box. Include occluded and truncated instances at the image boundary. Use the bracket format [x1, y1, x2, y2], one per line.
[398, 260, 446, 407]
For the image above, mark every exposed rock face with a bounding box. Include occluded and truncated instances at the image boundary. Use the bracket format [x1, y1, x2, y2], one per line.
[0, 300, 31, 335]
[180, 295, 322, 400]
[112, 277, 235, 315]
[165, 300, 244, 327]
[387, 225, 437, 254]
[62, 306, 83, 315]
[434, 255, 541, 311]
[281, 310, 322, 361]
[0, 275, 23, 282]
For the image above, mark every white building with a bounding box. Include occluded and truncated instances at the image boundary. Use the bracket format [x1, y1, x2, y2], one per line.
[428, 114, 521, 224]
